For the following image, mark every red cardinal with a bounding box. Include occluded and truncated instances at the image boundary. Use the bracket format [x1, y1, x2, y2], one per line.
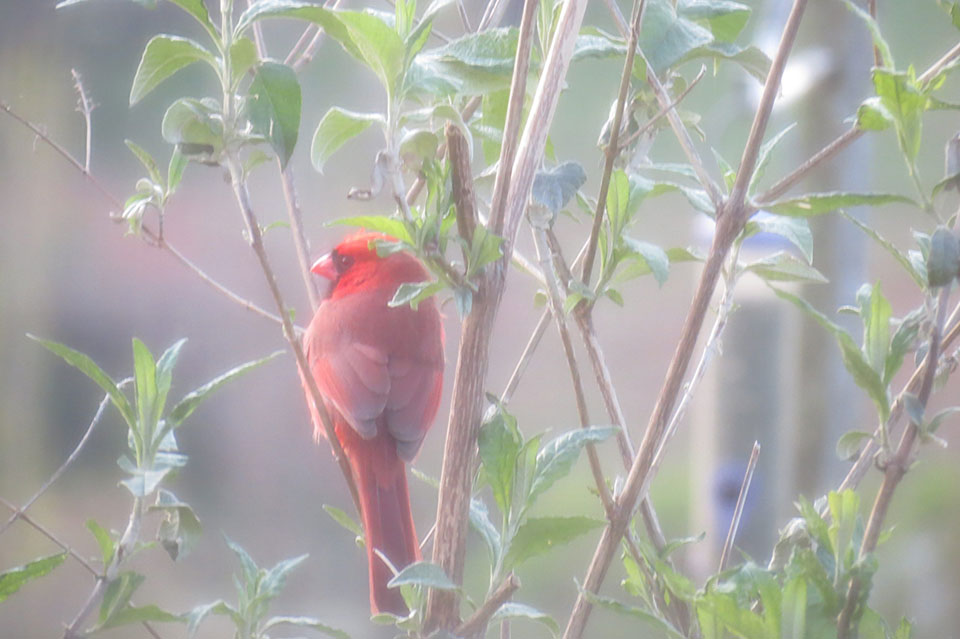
[301, 232, 444, 616]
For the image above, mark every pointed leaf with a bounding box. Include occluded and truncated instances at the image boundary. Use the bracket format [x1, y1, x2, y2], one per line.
[86, 519, 116, 566]
[130, 35, 217, 105]
[836, 430, 873, 461]
[490, 602, 560, 636]
[503, 517, 604, 570]
[98, 571, 146, 628]
[101, 604, 185, 629]
[528, 426, 618, 505]
[262, 616, 350, 639]
[767, 192, 914, 217]
[28, 335, 136, 429]
[478, 401, 522, 515]
[311, 108, 383, 172]
[248, 62, 301, 168]
[0, 553, 67, 603]
[323, 504, 364, 538]
[468, 498, 501, 563]
[328, 215, 412, 244]
[125, 140, 163, 185]
[168, 350, 283, 427]
[387, 561, 457, 590]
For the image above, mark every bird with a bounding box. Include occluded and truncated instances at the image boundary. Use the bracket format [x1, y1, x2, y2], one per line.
[301, 231, 444, 616]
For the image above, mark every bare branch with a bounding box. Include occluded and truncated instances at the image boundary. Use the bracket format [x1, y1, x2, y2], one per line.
[455, 573, 520, 638]
[718, 441, 761, 572]
[0, 386, 122, 537]
[70, 69, 93, 174]
[0, 101, 287, 328]
[581, 0, 646, 284]
[225, 155, 361, 515]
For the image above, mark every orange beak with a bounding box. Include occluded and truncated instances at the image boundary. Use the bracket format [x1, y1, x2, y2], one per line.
[310, 253, 338, 280]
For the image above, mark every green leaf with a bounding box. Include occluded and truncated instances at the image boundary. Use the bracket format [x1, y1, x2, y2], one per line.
[682, 42, 771, 83]
[225, 536, 260, 593]
[262, 616, 351, 639]
[746, 251, 827, 284]
[619, 237, 670, 286]
[387, 561, 457, 590]
[229, 37, 259, 86]
[927, 406, 960, 434]
[872, 68, 925, 162]
[119, 457, 181, 497]
[862, 283, 892, 376]
[409, 28, 519, 95]
[885, 308, 922, 386]
[161, 97, 224, 155]
[926, 227, 960, 287]
[528, 426, 618, 506]
[168, 350, 282, 427]
[681, 0, 751, 43]
[744, 215, 813, 264]
[388, 281, 444, 310]
[639, 0, 713, 74]
[150, 489, 202, 561]
[261, 554, 309, 599]
[125, 140, 163, 185]
[311, 107, 383, 172]
[98, 571, 146, 628]
[28, 335, 136, 429]
[478, 401, 522, 515]
[856, 97, 894, 131]
[133, 338, 159, 445]
[328, 215, 413, 244]
[187, 600, 240, 635]
[86, 519, 116, 566]
[167, 147, 187, 194]
[490, 602, 560, 636]
[579, 587, 685, 638]
[841, 212, 925, 287]
[0, 553, 67, 603]
[503, 516, 604, 570]
[468, 498, 501, 564]
[531, 162, 587, 213]
[101, 604, 184, 629]
[336, 10, 407, 95]
[894, 617, 913, 639]
[836, 430, 873, 461]
[771, 288, 889, 421]
[130, 35, 217, 106]
[169, 0, 218, 42]
[751, 123, 797, 193]
[839, 0, 894, 68]
[248, 62, 301, 169]
[827, 490, 859, 569]
[323, 504, 364, 538]
[235, 1, 363, 61]
[767, 192, 914, 217]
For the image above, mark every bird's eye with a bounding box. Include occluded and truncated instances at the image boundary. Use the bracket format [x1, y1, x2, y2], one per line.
[334, 252, 354, 272]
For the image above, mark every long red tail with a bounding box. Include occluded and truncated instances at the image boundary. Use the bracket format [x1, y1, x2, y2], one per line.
[347, 428, 420, 616]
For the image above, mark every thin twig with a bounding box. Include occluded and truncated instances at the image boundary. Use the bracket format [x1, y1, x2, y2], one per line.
[0, 101, 285, 327]
[718, 442, 761, 572]
[454, 573, 520, 638]
[290, 0, 345, 73]
[836, 287, 952, 638]
[532, 223, 616, 517]
[580, 0, 646, 284]
[248, 6, 322, 311]
[500, 309, 551, 404]
[225, 154, 361, 515]
[0, 388, 119, 537]
[562, 2, 809, 636]
[488, 0, 539, 236]
[70, 69, 93, 174]
[619, 64, 706, 151]
[867, 0, 882, 67]
[0, 496, 98, 575]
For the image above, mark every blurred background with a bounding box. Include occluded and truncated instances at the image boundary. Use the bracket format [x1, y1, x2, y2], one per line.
[1, 0, 958, 637]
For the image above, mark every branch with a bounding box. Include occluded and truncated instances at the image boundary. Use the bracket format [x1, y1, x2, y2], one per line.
[836, 287, 952, 638]
[70, 69, 93, 174]
[0, 101, 285, 328]
[580, 0, 646, 284]
[562, 3, 809, 636]
[454, 573, 520, 638]
[224, 154, 361, 515]
[426, 0, 590, 628]
[0, 387, 119, 536]
[532, 222, 615, 517]
[718, 441, 761, 571]
[248, 9, 322, 312]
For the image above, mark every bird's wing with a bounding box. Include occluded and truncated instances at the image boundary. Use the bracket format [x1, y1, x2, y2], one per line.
[385, 355, 443, 461]
[308, 339, 390, 439]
